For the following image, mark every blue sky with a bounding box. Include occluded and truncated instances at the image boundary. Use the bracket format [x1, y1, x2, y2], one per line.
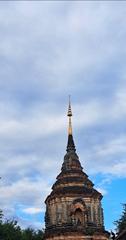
[0, 1, 126, 232]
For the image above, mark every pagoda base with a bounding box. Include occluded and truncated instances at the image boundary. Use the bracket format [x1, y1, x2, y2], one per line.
[44, 229, 109, 240]
[45, 234, 109, 240]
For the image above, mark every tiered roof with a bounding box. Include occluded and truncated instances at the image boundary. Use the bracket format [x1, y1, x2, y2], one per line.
[45, 98, 102, 203]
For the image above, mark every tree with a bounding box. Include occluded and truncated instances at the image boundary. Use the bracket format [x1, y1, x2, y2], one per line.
[0, 209, 3, 223]
[0, 219, 22, 240]
[0, 210, 44, 240]
[114, 203, 126, 233]
[22, 228, 35, 240]
[22, 228, 44, 240]
[34, 230, 44, 240]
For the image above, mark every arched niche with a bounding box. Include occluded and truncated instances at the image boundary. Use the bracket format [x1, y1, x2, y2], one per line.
[70, 198, 88, 226]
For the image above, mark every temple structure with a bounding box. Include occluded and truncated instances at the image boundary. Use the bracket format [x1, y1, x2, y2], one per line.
[44, 99, 109, 240]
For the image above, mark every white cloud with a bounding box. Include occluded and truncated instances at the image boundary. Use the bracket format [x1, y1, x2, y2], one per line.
[0, 1, 125, 96]
[108, 161, 126, 176]
[81, 135, 126, 178]
[23, 207, 42, 215]
[96, 187, 108, 196]
[0, 177, 50, 216]
[93, 136, 126, 157]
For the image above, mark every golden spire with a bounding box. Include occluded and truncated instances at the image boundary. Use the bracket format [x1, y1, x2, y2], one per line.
[67, 95, 72, 135]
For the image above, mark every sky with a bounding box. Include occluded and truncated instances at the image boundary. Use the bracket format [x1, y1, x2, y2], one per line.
[0, 1, 126, 232]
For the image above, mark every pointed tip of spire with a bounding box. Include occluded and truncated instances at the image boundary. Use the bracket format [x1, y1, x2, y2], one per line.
[67, 95, 72, 117]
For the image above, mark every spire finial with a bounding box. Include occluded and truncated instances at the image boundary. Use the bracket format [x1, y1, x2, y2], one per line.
[66, 96, 76, 152]
[67, 95, 72, 135]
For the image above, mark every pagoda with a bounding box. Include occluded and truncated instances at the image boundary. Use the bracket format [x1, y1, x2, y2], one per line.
[44, 99, 109, 240]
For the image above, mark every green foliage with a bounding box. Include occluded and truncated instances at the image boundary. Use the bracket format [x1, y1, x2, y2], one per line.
[22, 229, 44, 240]
[0, 210, 44, 240]
[33, 230, 44, 240]
[22, 228, 35, 240]
[0, 219, 22, 240]
[114, 203, 126, 233]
